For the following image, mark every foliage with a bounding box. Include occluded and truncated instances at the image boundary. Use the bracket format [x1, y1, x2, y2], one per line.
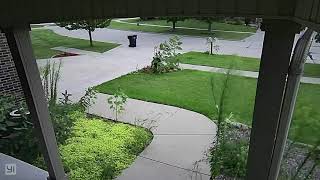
[165, 17, 187, 30]
[107, 88, 128, 120]
[110, 20, 254, 40]
[0, 96, 39, 164]
[316, 33, 320, 43]
[59, 90, 72, 105]
[57, 19, 112, 46]
[206, 37, 219, 55]
[40, 60, 62, 107]
[49, 104, 83, 144]
[60, 115, 153, 180]
[79, 87, 97, 112]
[151, 36, 183, 73]
[197, 17, 219, 31]
[226, 17, 244, 25]
[208, 68, 248, 178]
[211, 139, 249, 178]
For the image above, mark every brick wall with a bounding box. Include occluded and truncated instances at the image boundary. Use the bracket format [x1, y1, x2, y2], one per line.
[0, 31, 24, 102]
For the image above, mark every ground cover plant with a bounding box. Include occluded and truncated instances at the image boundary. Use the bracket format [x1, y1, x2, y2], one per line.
[178, 51, 320, 78]
[59, 110, 153, 180]
[31, 29, 120, 59]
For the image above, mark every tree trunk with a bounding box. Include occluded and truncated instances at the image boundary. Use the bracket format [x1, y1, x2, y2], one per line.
[88, 29, 93, 47]
[172, 21, 176, 31]
[208, 22, 212, 32]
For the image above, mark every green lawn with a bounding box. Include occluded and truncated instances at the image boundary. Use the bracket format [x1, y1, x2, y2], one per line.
[95, 70, 320, 145]
[31, 29, 120, 59]
[60, 112, 152, 180]
[109, 20, 254, 40]
[30, 24, 46, 28]
[125, 18, 256, 32]
[178, 51, 320, 78]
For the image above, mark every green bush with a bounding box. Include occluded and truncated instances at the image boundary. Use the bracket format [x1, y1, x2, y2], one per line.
[151, 36, 182, 73]
[0, 96, 40, 164]
[60, 114, 153, 180]
[210, 139, 249, 178]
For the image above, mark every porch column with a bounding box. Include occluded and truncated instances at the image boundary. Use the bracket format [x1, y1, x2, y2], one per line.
[4, 26, 66, 180]
[246, 20, 300, 180]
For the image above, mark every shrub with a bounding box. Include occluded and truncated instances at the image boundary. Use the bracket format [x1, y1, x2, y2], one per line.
[40, 60, 62, 107]
[210, 139, 249, 178]
[151, 36, 182, 73]
[0, 96, 40, 164]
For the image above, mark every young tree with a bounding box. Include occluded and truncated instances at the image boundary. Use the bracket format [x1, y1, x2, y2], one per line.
[57, 19, 111, 47]
[166, 17, 186, 31]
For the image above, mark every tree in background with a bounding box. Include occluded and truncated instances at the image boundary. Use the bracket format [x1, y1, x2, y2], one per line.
[57, 19, 111, 47]
[166, 17, 186, 31]
[316, 33, 320, 43]
[199, 17, 216, 32]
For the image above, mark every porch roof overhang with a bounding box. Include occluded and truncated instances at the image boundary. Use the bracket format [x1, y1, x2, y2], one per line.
[0, 0, 319, 30]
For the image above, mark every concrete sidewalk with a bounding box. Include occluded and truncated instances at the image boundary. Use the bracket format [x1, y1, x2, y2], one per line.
[181, 63, 320, 85]
[89, 93, 217, 180]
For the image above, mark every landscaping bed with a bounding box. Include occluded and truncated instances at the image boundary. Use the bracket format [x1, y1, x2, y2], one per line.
[31, 29, 120, 59]
[213, 125, 320, 179]
[95, 70, 320, 145]
[59, 111, 153, 180]
[178, 51, 320, 78]
[0, 96, 152, 180]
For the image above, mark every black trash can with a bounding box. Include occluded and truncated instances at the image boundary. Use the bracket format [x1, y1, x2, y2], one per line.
[128, 35, 137, 47]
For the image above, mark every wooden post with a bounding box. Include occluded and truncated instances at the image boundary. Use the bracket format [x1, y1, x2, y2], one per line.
[246, 20, 301, 180]
[4, 26, 66, 180]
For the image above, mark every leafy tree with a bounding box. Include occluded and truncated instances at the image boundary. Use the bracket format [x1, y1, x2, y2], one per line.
[200, 17, 216, 32]
[244, 18, 251, 26]
[166, 17, 186, 31]
[316, 33, 320, 43]
[57, 19, 111, 47]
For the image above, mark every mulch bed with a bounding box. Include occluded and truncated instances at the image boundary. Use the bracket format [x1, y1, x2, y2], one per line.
[52, 52, 79, 58]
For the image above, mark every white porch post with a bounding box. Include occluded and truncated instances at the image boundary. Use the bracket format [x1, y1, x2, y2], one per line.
[268, 29, 316, 180]
[4, 26, 66, 180]
[246, 20, 301, 180]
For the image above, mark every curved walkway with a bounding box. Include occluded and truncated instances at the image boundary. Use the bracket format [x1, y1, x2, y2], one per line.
[89, 93, 217, 180]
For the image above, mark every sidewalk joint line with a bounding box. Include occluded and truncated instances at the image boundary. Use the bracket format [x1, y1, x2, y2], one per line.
[138, 155, 211, 177]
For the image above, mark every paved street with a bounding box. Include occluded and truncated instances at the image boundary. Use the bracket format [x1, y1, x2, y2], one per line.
[37, 26, 320, 100]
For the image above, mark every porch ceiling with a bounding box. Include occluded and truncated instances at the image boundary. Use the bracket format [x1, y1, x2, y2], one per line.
[0, 0, 319, 30]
